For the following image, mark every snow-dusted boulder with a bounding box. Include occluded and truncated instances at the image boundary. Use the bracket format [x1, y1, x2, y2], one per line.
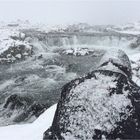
[0, 40, 33, 64]
[62, 48, 94, 56]
[44, 49, 140, 139]
[0, 26, 33, 64]
[97, 49, 132, 78]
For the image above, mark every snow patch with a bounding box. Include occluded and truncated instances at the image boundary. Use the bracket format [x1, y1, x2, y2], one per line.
[61, 73, 132, 139]
[0, 104, 57, 140]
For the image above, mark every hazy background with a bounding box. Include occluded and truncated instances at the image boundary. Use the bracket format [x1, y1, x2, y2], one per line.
[0, 0, 140, 25]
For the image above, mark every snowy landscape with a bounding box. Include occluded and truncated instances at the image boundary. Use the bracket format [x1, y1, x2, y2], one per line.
[0, 20, 139, 139]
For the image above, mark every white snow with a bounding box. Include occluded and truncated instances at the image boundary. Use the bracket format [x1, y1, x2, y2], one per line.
[0, 104, 57, 140]
[15, 54, 21, 59]
[61, 73, 132, 139]
[63, 48, 92, 56]
[109, 21, 140, 35]
[0, 23, 32, 62]
[116, 30, 140, 35]
[129, 53, 140, 86]
[97, 49, 131, 76]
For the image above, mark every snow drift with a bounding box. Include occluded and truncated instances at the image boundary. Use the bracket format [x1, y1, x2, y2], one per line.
[0, 104, 57, 140]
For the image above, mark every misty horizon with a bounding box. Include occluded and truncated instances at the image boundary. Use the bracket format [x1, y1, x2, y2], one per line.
[0, 0, 140, 26]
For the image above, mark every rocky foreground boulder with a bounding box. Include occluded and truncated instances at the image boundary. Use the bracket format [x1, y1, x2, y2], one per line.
[43, 49, 140, 139]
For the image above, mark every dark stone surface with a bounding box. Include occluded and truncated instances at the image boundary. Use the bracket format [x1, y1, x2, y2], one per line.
[3, 94, 46, 123]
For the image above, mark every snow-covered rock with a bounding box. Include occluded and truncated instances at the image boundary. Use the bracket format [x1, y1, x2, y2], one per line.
[130, 56, 140, 86]
[97, 49, 132, 77]
[62, 48, 95, 56]
[0, 25, 33, 64]
[44, 50, 140, 139]
[109, 21, 140, 35]
[0, 40, 33, 64]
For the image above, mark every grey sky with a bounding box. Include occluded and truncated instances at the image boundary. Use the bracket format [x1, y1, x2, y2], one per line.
[0, 0, 140, 25]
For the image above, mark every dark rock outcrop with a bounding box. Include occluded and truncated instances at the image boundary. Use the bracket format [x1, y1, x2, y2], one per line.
[3, 94, 46, 123]
[3, 94, 32, 110]
[44, 49, 140, 139]
[13, 102, 46, 123]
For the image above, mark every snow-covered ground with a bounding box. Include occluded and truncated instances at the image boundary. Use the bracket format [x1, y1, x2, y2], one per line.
[0, 104, 57, 140]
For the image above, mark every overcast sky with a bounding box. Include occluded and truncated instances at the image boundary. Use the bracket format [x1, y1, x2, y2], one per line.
[0, 0, 140, 25]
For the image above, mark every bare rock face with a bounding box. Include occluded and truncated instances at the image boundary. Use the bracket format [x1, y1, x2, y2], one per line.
[2, 94, 45, 125]
[43, 49, 140, 140]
